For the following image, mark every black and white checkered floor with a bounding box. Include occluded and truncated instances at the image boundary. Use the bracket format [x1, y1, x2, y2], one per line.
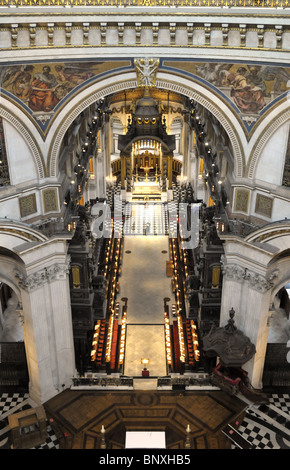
[230, 393, 290, 449]
[0, 391, 289, 449]
[123, 202, 169, 236]
[0, 392, 60, 449]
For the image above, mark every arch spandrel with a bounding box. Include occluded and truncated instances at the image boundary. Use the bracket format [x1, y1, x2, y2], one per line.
[2, 58, 290, 183]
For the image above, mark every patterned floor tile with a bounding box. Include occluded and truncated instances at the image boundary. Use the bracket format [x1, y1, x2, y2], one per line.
[1, 391, 290, 449]
[0, 392, 59, 449]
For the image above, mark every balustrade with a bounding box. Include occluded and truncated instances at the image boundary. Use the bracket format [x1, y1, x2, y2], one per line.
[0, 15, 289, 52]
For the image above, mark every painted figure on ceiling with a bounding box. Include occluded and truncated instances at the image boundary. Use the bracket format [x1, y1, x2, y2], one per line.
[55, 64, 95, 86]
[223, 67, 266, 113]
[2, 65, 34, 104]
[245, 66, 268, 96]
[29, 65, 60, 112]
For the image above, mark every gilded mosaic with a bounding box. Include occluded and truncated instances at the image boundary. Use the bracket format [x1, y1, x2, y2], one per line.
[19, 193, 37, 218]
[255, 193, 273, 218]
[0, 0, 288, 6]
[234, 188, 250, 213]
[42, 188, 58, 213]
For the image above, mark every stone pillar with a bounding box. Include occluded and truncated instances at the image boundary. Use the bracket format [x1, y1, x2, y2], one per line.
[167, 154, 173, 189]
[15, 246, 75, 404]
[189, 149, 197, 187]
[120, 153, 126, 189]
[220, 239, 278, 389]
[97, 154, 105, 198]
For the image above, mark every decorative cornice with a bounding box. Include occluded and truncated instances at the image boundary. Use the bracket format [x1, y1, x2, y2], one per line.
[221, 260, 279, 292]
[14, 260, 70, 292]
[0, 0, 288, 8]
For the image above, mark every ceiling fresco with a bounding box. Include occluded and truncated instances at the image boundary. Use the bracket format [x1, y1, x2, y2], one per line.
[0, 60, 132, 133]
[162, 60, 290, 130]
[0, 58, 289, 136]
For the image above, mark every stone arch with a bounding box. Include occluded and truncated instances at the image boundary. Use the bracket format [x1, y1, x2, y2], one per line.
[0, 255, 23, 300]
[245, 220, 290, 251]
[221, 222, 290, 388]
[245, 98, 290, 179]
[0, 221, 48, 297]
[0, 102, 46, 179]
[270, 269, 290, 303]
[122, 135, 172, 154]
[46, 71, 246, 179]
[0, 220, 48, 251]
[0, 221, 74, 404]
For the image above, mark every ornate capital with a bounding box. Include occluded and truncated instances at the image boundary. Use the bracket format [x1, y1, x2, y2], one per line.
[222, 262, 279, 293]
[15, 260, 70, 292]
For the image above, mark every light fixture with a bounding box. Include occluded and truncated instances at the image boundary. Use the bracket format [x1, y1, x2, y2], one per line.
[141, 358, 149, 370]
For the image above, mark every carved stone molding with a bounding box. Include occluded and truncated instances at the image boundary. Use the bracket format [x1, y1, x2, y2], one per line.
[0, 105, 45, 179]
[15, 261, 70, 292]
[247, 106, 290, 179]
[134, 58, 160, 88]
[221, 261, 279, 293]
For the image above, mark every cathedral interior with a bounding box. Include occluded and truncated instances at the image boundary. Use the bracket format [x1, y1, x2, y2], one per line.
[0, 0, 290, 451]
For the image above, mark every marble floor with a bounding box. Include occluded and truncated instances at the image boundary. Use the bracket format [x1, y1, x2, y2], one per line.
[1, 201, 290, 450]
[0, 390, 289, 449]
[123, 202, 168, 236]
[117, 235, 172, 378]
[124, 325, 167, 377]
[118, 235, 172, 323]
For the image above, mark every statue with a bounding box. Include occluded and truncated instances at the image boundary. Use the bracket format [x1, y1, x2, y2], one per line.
[134, 58, 160, 88]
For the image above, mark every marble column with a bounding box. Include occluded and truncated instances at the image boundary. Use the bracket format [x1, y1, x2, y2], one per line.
[15, 247, 75, 404]
[220, 239, 278, 389]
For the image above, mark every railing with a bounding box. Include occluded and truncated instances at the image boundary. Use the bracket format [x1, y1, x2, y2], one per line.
[71, 374, 213, 388]
[71, 375, 134, 388]
[157, 374, 212, 388]
[215, 213, 262, 238]
[0, 0, 289, 7]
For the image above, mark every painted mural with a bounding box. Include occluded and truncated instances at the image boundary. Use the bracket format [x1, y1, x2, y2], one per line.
[163, 61, 290, 123]
[0, 60, 131, 123]
[1, 59, 290, 131]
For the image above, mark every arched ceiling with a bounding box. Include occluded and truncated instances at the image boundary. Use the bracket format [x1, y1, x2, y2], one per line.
[1, 57, 289, 137]
[108, 87, 185, 110]
[1, 57, 289, 181]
